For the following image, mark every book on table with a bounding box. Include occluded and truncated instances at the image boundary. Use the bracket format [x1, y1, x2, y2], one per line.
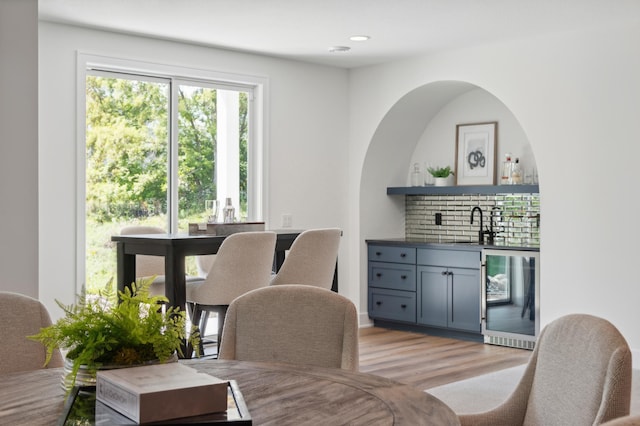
[96, 363, 227, 424]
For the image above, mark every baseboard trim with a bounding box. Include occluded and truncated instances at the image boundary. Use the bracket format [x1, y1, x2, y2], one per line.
[359, 312, 373, 328]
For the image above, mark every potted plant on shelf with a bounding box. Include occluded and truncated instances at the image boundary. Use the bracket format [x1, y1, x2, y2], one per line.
[427, 165, 455, 186]
[30, 277, 200, 390]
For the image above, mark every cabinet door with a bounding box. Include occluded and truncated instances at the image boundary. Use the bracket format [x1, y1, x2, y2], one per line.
[449, 267, 481, 333]
[417, 266, 448, 327]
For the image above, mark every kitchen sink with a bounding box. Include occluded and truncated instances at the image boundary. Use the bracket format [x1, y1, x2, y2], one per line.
[439, 240, 478, 244]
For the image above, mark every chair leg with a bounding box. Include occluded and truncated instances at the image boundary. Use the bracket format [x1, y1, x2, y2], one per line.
[190, 305, 206, 357]
[216, 305, 228, 353]
[198, 310, 209, 337]
[186, 301, 195, 320]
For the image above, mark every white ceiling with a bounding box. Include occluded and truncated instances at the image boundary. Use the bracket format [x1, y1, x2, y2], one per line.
[38, 0, 640, 69]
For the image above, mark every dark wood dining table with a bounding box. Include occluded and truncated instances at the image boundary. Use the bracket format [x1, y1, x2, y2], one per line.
[111, 230, 334, 313]
[0, 360, 460, 425]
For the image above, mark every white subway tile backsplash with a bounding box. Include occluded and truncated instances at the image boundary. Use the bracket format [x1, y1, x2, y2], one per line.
[406, 193, 540, 245]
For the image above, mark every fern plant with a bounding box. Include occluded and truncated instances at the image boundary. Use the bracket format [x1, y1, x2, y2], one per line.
[30, 277, 200, 387]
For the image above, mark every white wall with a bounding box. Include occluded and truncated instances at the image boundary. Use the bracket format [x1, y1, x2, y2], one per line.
[410, 88, 535, 186]
[38, 22, 350, 317]
[0, 0, 39, 297]
[31, 15, 640, 359]
[349, 22, 640, 354]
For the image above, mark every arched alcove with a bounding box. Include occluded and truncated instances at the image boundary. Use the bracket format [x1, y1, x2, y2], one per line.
[358, 80, 538, 316]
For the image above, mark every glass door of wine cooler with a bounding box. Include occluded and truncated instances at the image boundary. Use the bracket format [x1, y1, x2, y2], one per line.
[481, 249, 540, 349]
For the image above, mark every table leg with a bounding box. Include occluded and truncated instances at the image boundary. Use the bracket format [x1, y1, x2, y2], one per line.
[164, 250, 186, 311]
[331, 260, 338, 292]
[116, 242, 136, 294]
[164, 249, 191, 358]
[274, 250, 286, 272]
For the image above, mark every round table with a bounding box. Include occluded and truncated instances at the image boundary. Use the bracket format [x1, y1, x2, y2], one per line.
[183, 359, 459, 425]
[0, 360, 460, 425]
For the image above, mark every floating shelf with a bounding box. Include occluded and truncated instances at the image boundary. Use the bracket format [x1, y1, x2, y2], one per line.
[387, 184, 539, 195]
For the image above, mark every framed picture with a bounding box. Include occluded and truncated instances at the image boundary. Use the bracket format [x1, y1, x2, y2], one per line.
[455, 122, 497, 185]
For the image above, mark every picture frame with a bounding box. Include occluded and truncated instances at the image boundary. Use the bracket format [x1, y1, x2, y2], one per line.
[455, 122, 497, 185]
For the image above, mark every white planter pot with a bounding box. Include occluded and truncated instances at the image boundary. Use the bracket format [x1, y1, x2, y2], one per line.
[434, 176, 454, 186]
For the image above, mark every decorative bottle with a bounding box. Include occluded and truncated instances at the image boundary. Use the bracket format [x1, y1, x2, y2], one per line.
[411, 163, 422, 186]
[501, 154, 513, 185]
[223, 197, 235, 223]
[511, 158, 522, 184]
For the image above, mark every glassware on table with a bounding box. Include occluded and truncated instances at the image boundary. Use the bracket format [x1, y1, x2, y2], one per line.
[205, 200, 219, 223]
[223, 198, 236, 223]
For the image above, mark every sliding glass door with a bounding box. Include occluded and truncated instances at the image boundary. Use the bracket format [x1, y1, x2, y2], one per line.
[84, 71, 254, 293]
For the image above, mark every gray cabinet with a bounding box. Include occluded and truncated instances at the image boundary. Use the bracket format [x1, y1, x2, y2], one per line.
[367, 245, 416, 323]
[367, 242, 481, 336]
[417, 249, 481, 333]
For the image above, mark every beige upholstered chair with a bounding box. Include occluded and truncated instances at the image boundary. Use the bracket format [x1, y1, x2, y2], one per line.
[459, 314, 632, 426]
[120, 225, 167, 277]
[602, 416, 640, 426]
[218, 284, 359, 371]
[195, 254, 216, 278]
[0, 292, 64, 374]
[120, 225, 166, 296]
[186, 231, 277, 353]
[270, 228, 341, 289]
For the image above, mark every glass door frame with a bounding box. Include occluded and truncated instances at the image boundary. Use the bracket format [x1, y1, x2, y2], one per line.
[76, 53, 268, 295]
[481, 249, 540, 345]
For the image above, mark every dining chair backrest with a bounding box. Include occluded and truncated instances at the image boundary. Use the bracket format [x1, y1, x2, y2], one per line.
[601, 415, 640, 425]
[218, 284, 359, 371]
[195, 254, 216, 278]
[0, 292, 64, 374]
[459, 313, 632, 426]
[186, 231, 277, 306]
[270, 228, 341, 289]
[602, 413, 640, 426]
[120, 225, 166, 279]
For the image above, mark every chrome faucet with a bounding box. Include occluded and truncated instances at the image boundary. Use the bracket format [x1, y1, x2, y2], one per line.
[471, 206, 484, 244]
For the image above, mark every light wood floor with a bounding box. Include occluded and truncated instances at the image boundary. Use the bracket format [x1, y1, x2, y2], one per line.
[358, 326, 532, 390]
[202, 321, 532, 390]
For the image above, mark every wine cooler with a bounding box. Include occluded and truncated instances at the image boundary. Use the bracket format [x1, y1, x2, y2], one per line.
[481, 249, 540, 350]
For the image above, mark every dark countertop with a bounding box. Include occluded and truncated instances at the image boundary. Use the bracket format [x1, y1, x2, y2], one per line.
[366, 237, 540, 252]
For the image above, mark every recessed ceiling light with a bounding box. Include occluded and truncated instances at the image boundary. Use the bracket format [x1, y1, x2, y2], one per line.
[328, 46, 351, 53]
[350, 35, 371, 42]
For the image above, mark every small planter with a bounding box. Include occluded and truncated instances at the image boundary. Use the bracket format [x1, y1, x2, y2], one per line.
[61, 353, 178, 390]
[434, 176, 455, 186]
[427, 166, 455, 187]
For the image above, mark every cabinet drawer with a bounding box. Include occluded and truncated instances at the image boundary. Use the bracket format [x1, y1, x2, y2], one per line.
[369, 262, 416, 291]
[368, 245, 416, 264]
[368, 288, 416, 323]
[417, 249, 480, 269]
